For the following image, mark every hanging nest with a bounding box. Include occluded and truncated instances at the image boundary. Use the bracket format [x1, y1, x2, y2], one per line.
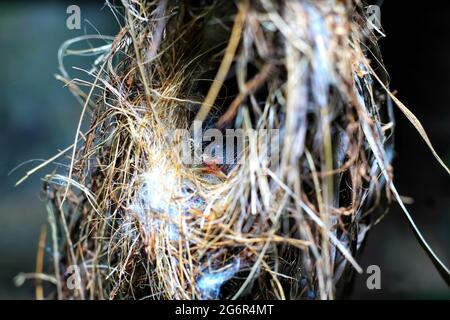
[29, 0, 449, 300]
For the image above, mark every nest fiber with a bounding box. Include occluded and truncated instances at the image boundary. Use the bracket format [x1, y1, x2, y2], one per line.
[30, 0, 448, 300]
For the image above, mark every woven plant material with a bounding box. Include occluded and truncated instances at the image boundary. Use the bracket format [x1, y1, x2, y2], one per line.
[29, 0, 447, 300]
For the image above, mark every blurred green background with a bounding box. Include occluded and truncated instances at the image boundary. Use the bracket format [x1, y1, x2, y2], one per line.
[0, 0, 449, 299]
[0, 0, 118, 299]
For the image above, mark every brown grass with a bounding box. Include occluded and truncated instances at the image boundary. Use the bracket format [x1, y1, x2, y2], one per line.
[16, 0, 450, 299]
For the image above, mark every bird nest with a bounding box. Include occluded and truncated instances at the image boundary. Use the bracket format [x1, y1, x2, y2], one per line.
[24, 0, 449, 300]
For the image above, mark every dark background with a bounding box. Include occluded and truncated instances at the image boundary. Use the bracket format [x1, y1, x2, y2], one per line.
[351, 1, 450, 298]
[0, 1, 449, 299]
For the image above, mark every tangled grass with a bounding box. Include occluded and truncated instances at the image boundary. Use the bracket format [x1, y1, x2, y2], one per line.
[18, 0, 450, 300]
